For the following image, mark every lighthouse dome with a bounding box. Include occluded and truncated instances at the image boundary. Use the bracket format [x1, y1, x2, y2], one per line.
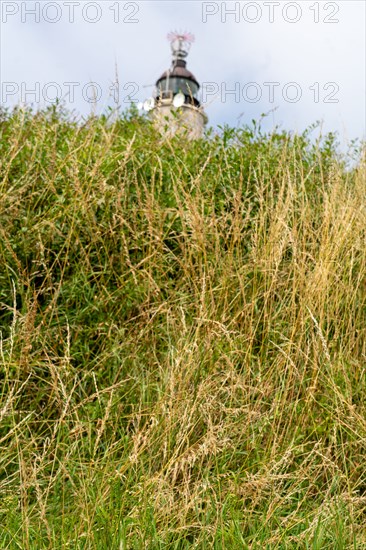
[156, 60, 199, 88]
[155, 54, 200, 106]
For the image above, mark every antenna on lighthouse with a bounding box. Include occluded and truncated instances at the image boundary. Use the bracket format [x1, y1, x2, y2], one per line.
[167, 31, 195, 62]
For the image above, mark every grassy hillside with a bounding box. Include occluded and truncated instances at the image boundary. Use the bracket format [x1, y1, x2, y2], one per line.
[0, 106, 365, 549]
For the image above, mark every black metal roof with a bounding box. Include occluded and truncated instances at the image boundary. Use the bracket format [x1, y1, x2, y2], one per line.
[156, 60, 199, 88]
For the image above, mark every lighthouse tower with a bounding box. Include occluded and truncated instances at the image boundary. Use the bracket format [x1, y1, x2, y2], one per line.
[150, 32, 207, 140]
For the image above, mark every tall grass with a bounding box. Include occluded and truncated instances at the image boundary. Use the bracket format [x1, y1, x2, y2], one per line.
[0, 106, 365, 548]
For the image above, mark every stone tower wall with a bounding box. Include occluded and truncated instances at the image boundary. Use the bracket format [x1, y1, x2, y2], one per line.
[151, 102, 207, 140]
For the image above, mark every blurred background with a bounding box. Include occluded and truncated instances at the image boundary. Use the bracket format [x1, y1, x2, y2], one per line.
[1, 0, 365, 145]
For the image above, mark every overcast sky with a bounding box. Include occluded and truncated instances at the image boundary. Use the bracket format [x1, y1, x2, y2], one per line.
[1, 1, 365, 145]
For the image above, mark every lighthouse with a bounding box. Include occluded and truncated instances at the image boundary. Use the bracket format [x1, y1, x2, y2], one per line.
[146, 32, 207, 139]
